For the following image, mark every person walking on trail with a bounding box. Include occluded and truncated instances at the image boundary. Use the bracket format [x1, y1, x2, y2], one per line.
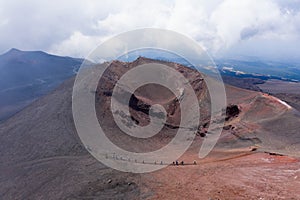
[181, 161, 184, 165]
[176, 160, 179, 165]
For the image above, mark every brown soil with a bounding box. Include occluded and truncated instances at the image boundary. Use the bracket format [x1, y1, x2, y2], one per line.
[144, 151, 300, 200]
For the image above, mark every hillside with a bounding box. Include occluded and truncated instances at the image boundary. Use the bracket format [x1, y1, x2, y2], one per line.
[0, 58, 299, 199]
[0, 48, 86, 122]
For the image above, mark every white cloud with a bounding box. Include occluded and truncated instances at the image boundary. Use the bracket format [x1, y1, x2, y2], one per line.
[211, 0, 280, 47]
[0, 0, 300, 60]
[49, 31, 106, 58]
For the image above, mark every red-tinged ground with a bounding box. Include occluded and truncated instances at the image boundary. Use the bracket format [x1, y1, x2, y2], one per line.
[143, 151, 300, 200]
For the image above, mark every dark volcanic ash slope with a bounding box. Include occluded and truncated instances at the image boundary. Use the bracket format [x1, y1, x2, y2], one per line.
[0, 48, 85, 122]
[0, 78, 148, 200]
[0, 57, 300, 199]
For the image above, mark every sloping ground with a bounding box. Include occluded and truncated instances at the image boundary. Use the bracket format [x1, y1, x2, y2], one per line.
[273, 93, 300, 112]
[219, 84, 300, 157]
[0, 58, 300, 199]
[146, 152, 300, 200]
[0, 78, 148, 199]
[0, 48, 85, 122]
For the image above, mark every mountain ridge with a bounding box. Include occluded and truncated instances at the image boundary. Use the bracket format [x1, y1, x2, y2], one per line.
[0, 48, 86, 122]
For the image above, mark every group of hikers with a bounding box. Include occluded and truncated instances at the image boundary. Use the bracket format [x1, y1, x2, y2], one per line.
[172, 160, 197, 166]
[172, 160, 184, 165]
[107, 153, 198, 166]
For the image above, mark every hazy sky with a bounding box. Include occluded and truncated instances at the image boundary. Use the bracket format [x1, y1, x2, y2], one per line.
[1, 0, 300, 61]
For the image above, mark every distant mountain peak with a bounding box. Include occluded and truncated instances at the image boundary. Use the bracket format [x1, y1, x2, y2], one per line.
[5, 48, 23, 55]
[9, 48, 21, 52]
[3, 48, 48, 57]
[0, 48, 23, 56]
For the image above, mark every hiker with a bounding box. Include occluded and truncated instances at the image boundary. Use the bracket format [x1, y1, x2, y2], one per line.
[172, 161, 175, 165]
[175, 160, 179, 165]
[181, 161, 184, 165]
[193, 160, 197, 165]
